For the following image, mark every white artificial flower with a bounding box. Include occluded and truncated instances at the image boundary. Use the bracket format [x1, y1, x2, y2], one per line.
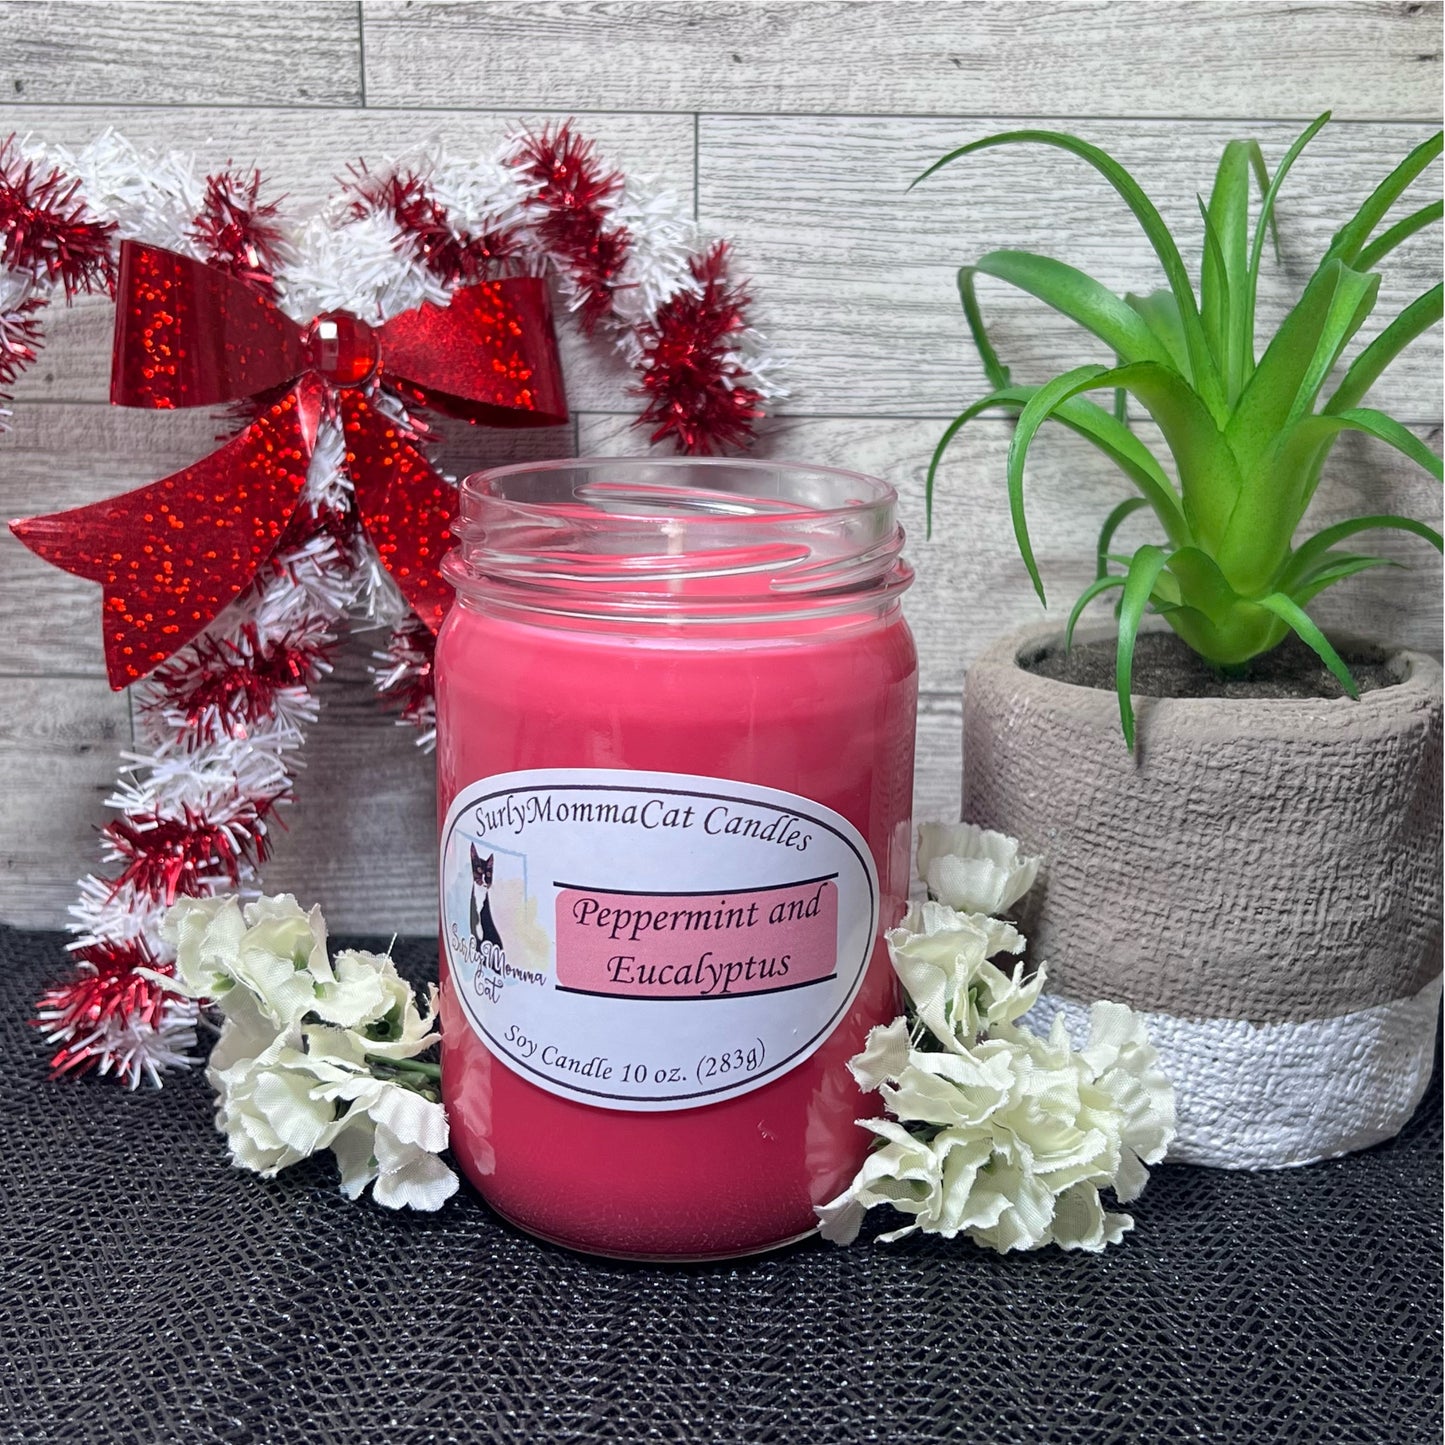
[847, 1016, 912, 1092]
[947, 1154, 1063, 1253]
[821, 823, 1176, 1256]
[884, 900, 1029, 1052]
[209, 1035, 353, 1178]
[985, 1024, 1120, 1198]
[1048, 1182, 1135, 1253]
[148, 893, 455, 1211]
[310, 1061, 457, 1211]
[816, 1119, 943, 1245]
[157, 895, 402, 1037]
[1075, 1002, 1177, 1201]
[878, 1043, 1016, 1129]
[917, 822, 1042, 916]
[333, 950, 440, 1059]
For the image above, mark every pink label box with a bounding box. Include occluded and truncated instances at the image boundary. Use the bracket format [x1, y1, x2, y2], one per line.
[554, 877, 840, 1001]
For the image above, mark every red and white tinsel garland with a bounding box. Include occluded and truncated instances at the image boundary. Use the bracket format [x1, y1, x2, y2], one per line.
[4, 124, 782, 1086]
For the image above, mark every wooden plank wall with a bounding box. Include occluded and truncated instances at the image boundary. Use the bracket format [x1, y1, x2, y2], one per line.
[0, 0, 1440, 932]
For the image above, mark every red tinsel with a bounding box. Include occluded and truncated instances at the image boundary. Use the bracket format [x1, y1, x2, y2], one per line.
[0, 135, 115, 298]
[15, 124, 775, 1086]
[512, 124, 630, 332]
[189, 168, 287, 298]
[0, 136, 115, 408]
[635, 242, 765, 455]
[347, 166, 519, 288]
[101, 803, 277, 906]
[34, 938, 174, 1079]
[143, 623, 331, 739]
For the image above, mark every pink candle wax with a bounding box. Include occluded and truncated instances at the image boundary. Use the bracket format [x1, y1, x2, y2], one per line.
[435, 458, 917, 1260]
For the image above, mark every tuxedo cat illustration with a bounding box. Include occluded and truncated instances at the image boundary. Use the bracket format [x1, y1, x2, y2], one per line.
[470, 845, 505, 961]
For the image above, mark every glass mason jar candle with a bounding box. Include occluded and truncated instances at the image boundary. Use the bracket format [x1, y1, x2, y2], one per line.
[435, 457, 917, 1260]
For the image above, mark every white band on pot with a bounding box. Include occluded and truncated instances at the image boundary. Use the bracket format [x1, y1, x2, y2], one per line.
[1032, 977, 1442, 1170]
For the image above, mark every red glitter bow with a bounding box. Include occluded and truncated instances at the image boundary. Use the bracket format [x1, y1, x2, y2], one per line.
[10, 240, 567, 688]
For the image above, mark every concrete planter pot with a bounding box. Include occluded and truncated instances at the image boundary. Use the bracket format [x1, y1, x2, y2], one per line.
[962, 621, 1443, 1169]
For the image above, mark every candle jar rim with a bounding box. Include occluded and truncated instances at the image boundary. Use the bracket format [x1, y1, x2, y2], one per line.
[445, 456, 913, 624]
[464, 454, 899, 520]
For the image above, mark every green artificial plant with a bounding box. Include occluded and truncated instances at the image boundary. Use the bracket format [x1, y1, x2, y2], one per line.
[918, 115, 1444, 747]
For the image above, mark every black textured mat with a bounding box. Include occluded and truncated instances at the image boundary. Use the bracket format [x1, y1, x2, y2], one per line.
[1, 925, 1439, 1444]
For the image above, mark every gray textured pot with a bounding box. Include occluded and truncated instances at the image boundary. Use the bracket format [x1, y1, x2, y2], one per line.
[963, 621, 1443, 1169]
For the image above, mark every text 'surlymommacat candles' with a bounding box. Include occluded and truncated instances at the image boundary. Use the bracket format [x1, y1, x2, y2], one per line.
[435, 457, 918, 1260]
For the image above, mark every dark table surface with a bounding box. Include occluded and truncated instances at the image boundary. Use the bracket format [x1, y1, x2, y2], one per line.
[1, 925, 1440, 1445]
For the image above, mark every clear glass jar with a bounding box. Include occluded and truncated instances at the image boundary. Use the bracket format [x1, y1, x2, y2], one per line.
[435, 457, 917, 1259]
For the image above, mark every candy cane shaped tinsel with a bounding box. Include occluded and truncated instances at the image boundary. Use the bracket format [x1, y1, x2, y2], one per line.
[5, 124, 783, 1086]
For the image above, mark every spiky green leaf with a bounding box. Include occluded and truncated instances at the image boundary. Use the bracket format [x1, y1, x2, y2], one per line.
[915, 129, 1226, 416]
[1227, 258, 1380, 474]
[1066, 574, 1127, 647]
[1328, 130, 1444, 267]
[1291, 551, 1404, 604]
[957, 267, 1011, 391]
[1325, 284, 1444, 414]
[1201, 141, 1265, 400]
[1009, 360, 1232, 552]
[1254, 592, 1359, 697]
[1355, 199, 1444, 272]
[1281, 513, 1444, 592]
[1164, 545, 1238, 627]
[1125, 290, 1190, 375]
[1220, 409, 1441, 593]
[930, 381, 1182, 557]
[972, 251, 1175, 368]
[1116, 544, 1173, 749]
[1244, 113, 1332, 383]
[1297, 407, 1444, 483]
[1096, 496, 1151, 578]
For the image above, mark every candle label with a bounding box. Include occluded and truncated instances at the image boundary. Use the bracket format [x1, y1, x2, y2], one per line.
[440, 768, 880, 1111]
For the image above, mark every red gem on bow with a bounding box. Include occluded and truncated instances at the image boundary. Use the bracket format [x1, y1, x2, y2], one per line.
[9, 240, 568, 688]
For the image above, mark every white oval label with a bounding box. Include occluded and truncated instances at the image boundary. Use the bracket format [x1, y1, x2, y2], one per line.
[440, 769, 880, 1111]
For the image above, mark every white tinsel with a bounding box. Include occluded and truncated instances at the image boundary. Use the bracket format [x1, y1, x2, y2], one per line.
[36, 981, 199, 1091]
[279, 207, 450, 326]
[70, 876, 172, 955]
[40, 130, 208, 259]
[723, 325, 790, 405]
[87, 998, 200, 1089]
[606, 176, 700, 334]
[425, 147, 539, 247]
[0, 267, 36, 313]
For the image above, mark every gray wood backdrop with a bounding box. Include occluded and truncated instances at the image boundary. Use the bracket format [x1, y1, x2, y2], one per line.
[1, 0, 1440, 932]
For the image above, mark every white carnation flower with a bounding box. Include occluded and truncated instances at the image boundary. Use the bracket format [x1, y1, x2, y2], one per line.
[846, 1016, 912, 1092]
[917, 822, 1042, 916]
[209, 1036, 353, 1178]
[821, 822, 1176, 1256]
[158, 895, 411, 1039]
[152, 894, 454, 1211]
[311, 1065, 457, 1212]
[1075, 1002, 1177, 1201]
[884, 900, 1031, 1052]
[878, 1043, 1016, 1129]
[1048, 1182, 1135, 1253]
[816, 1119, 942, 1245]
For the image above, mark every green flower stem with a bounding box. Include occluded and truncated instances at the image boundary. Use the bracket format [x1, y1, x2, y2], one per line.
[367, 1055, 441, 1080]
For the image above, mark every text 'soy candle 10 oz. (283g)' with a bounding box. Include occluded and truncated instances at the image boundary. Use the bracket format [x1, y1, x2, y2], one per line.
[435, 458, 918, 1259]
